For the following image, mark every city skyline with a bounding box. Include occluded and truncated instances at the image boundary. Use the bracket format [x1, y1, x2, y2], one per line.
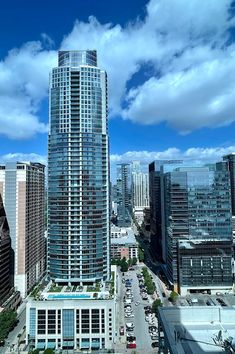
[0, 0, 235, 179]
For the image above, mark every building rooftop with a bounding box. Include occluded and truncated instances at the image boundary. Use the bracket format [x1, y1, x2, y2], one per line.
[29, 266, 116, 302]
[158, 306, 235, 354]
[111, 226, 137, 245]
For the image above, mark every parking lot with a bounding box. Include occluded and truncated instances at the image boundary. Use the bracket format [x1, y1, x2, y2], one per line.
[119, 266, 159, 353]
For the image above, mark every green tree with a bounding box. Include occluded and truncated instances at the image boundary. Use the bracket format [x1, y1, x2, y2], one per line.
[169, 291, 178, 303]
[138, 247, 144, 262]
[0, 310, 17, 341]
[152, 299, 162, 313]
[132, 257, 137, 265]
[44, 349, 54, 354]
[120, 257, 128, 272]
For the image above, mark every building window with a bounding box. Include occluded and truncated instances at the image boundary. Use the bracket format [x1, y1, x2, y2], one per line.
[81, 309, 90, 334]
[37, 310, 46, 335]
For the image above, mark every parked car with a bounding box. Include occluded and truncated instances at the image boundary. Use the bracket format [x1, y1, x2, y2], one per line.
[119, 326, 124, 335]
[127, 342, 136, 349]
[152, 342, 159, 348]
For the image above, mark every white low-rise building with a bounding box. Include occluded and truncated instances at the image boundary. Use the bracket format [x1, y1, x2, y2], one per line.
[26, 267, 117, 351]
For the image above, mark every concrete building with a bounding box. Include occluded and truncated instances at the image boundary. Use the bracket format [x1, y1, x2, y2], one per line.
[0, 193, 13, 305]
[48, 50, 110, 284]
[132, 161, 149, 225]
[0, 162, 45, 298]
[158, 306, 235, 353]
[26, 266, 117, 351]
[110, 225, 138, 260]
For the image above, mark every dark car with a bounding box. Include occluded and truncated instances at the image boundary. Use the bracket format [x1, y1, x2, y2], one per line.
[152, 342, 159, 348]
[0, 340, 5, 347]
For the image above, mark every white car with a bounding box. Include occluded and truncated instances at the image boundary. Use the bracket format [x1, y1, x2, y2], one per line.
[135, 301, 140, 306]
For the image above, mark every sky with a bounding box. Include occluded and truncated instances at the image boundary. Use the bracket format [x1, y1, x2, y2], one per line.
[0, 0, 235, 180]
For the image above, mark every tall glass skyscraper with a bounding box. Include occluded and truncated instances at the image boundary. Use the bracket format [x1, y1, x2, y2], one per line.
[48, 50, 110, 285]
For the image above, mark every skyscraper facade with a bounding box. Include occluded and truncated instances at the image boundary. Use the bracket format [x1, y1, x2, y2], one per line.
[0, 162, 45, 298]
[0, 193, 13, 305]
[116, 163, 131, 226]
[48, 50, 110, 284]
[164, 163, 233, 293]
[223, 153, 235, 215]
[132, 161, 149, 209]
[149, 160, 182, 262]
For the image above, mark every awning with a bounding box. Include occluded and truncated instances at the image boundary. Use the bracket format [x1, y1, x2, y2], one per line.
[81, 339, 90, 349]
[36, 342, 45, 349]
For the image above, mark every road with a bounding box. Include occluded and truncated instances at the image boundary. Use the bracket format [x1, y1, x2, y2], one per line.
[115, 266, 160, 354]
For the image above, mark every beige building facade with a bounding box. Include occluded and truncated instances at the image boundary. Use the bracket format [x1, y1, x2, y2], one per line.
[0, 162, 45, 298]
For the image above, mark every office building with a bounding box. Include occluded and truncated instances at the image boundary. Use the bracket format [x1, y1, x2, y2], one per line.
[116, 163, 131, 226]
[0, 162, 45, 298]
[223, 153, 235, 215]
[48, 50, 110, 284]
[0, 193, 13, 305]
[149, 160, 182, 262]
[164, 163, 233, 293]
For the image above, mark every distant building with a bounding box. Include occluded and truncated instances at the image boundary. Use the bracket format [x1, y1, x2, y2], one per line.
[116, 164, 131, 226]
[0, 162, 45, 298]
[131, 161, 149, 225]
[223, 153, 235, 215]
[0, 193, 13, 305]
[111, 226, 138, 260]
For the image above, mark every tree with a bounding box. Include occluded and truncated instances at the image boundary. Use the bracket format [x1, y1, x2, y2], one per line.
[138, 247, 144, 262]
[120, 257, 128, 272]
[152, 299, 162, 313]
[0, 310, 17, 341]
[169, 291, 178, 303]
[44, 349, 54, 354]
[132, 257, 137, 265]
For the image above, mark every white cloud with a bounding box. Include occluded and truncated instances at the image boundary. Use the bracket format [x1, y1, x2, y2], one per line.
[0, 0, 235, 139]
[0, 153, 47, 165]
[110, 146, 235, 166]
[0, 42, 56, 139]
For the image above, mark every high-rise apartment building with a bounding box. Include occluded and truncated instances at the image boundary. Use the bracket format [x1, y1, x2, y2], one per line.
[0, 162, 45, 298]
[116, 163, 131, 226]
[163, 163, 233, 293]
[26, 51, 114, 352]
[223, 153, 235, 215]
[0, 193, 13, 305]
[48, 50, 110, 284]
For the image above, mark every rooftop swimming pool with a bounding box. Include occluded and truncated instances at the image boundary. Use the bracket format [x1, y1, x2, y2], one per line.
[47, 293, 91, 299]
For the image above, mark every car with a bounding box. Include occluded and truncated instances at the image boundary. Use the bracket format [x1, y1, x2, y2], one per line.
[144, 306, 151, 310]
[135, 301, 140, 306]
[127, 342, 136, 349]
[151, 335, 158, 340]
[0, 340, 5, 347]
[125, 313, 134, 318]
[149, 326, 157, 333]
[126, 335, 136, 341]
[119, 326, 124, 335]
[152, 342, 159, 348]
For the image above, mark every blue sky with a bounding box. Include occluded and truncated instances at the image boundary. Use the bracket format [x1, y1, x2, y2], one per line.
[0, 0, 235, 179]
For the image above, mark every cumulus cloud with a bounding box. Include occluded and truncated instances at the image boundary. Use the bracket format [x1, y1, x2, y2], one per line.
[110, 146, 235, 166]
[61, 0, 235, 132]
[0, 153, 47, 165]
[0, 41, 56, 139]
[1, 0, 235, 139]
